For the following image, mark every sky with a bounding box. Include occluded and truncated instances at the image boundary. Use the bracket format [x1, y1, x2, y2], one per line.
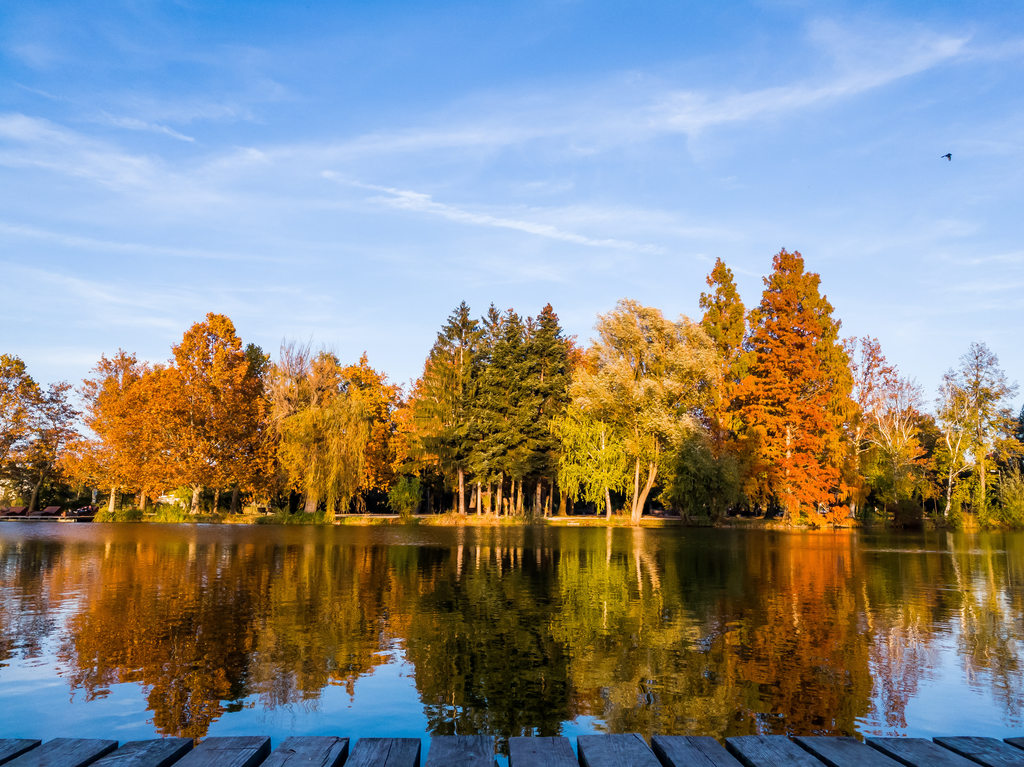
[1, 0, 1022, 409]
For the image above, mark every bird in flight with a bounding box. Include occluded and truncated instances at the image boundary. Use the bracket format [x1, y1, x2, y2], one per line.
[941, 153, 952, 161]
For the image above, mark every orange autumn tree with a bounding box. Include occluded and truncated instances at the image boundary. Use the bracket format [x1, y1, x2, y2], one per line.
[167, 314, 267, 514]
[738, 249, 854, 522]
[65, 351, 156, 511]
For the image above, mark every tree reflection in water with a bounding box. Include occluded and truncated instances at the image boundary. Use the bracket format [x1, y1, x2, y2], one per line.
[0, 526, 1022, 742]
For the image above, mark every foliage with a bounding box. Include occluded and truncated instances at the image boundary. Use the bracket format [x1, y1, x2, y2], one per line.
[0, 354, 38, 476]
[254, 509, 330, 525]
[994, 467, 1024, 528]
[937, 342, 1018, 520]
[665, 432, 740, 521]
[570, 299, 719, 523]
[388, 476, 422, 516]
[94, 506, 144, 522]
[267, 345, 371, 513]
[342, 354, 402, 504]
[551, 406, 629, 517]
[737, 249, 854, 521]
[167, 313, 270, 512]
[149, 505, 191, 523]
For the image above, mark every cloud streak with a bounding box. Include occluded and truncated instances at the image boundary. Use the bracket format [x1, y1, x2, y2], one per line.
[324, 174, 665, 254]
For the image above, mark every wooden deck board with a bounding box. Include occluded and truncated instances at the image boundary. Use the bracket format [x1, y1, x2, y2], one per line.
[578, 734, 659, 767]
[933, 738, 1024, 767]
[172, 737, 270, 767]
[726, 736, 823, 767]
[508, 737, 576, 767]
[651, 736, 744, 767]
[794, 736, 903, 767]
[91, 739, 192, 767]
[0, 741, 41, 766]
[6, 739, 118, 767]
[868, 738, 979, 767]
[346, 738, 421, 767]
[425, 736, 495, 767]
[1006, 740, 1024, 753]
[262, 737, 349, 767]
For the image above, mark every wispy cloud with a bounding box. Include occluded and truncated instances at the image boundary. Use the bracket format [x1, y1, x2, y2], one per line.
[0, 221, 280, 263]
[90, 113, 196, 142]
[324, 173, 665, 254]
[0, 112, 162, 190]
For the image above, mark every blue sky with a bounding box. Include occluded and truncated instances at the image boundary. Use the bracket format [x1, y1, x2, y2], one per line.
[1, 1, 1022, 408]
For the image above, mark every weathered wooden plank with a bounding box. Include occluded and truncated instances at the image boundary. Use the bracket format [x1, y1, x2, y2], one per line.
[91, 740, 192, 767]
[1006, 740, 1024, 753]
[933, 738, 1024, 767]
[346, 739, 421, 767]
[0, 741, 41, 766]
[793, 737, 901, 767]
[868, 737, 980, 767]
[6, 738, 118, 767]
[508, 737, 576, 767]
[172, 737, 270, 767]
[425, 736, 494, 767]
[651, 736, 744, 767]
[725, 736, 822, 767]
[578, 734, 660, 767]
[262, 737, 349, 767]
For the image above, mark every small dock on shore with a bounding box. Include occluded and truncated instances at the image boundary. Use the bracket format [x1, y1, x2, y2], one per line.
[1, 734, 1023, 767]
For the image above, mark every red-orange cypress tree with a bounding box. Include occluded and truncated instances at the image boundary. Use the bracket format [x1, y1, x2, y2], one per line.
[738, 249, 854, 522]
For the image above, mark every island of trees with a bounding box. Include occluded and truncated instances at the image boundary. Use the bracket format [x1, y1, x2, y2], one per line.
[2, 249, 1022, 527]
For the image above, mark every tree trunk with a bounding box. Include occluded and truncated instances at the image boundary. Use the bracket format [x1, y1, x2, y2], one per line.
[28, 470, 46, 513]
[230, 486, 240, 514]
[476, 482, 482, 515]
[496, 476, 504, 517]
[304, 493, 318, 514]
[139, 492, 148, 512]
[213, 488, 220, 513]
[605, 486, 613, 519]
[190, 485, 201, 515]
[535, 480, 542, 517]
[517, 480, 524, 515]
[458, 467, 466, 515]
[631, 462, 658, 525]
[631, 459, 641, 520]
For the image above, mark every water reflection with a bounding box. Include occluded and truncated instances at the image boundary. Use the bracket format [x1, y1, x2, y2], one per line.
[0, 525, 1022, 743]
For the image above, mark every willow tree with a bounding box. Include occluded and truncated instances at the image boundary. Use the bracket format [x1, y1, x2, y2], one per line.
[571, 300, 719, 524]
[267, 345, 370, 514]
[551, 406, 628, 518]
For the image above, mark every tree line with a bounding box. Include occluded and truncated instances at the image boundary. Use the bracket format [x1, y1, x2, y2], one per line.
[1, 248, 1022, 526]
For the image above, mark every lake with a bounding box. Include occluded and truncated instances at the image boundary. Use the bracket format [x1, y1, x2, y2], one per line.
[0, 523, 1022, 752]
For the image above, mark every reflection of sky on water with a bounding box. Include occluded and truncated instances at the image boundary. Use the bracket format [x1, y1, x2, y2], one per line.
[0, 524, 1022, 748]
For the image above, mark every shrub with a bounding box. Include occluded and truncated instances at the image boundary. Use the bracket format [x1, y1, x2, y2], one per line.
[388, 476, 422, 517]
[996, 467, 1024, 528]
[94, 507, 144, 522]
[149, 505, 190, 523]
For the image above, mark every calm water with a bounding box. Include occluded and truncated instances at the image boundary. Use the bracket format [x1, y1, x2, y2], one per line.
[1, 524, 1022, 751]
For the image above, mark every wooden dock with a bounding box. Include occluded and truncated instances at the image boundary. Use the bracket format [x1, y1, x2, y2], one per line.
[0, 734, 1022, 767]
